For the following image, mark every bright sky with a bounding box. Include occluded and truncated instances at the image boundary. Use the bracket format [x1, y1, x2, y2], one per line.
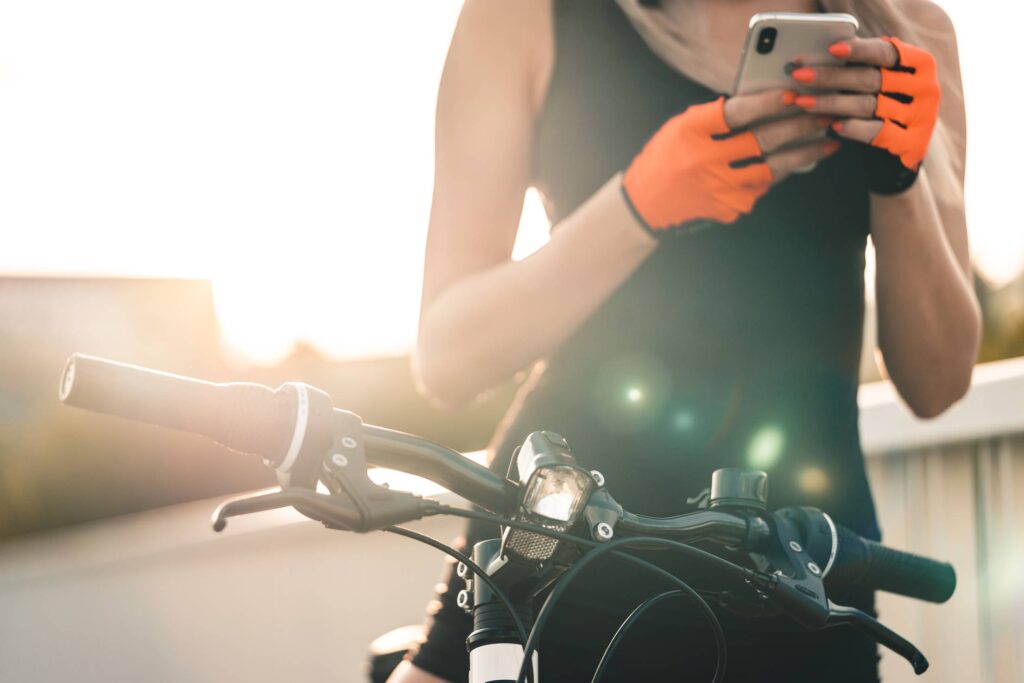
[1, 1, 1019, 363]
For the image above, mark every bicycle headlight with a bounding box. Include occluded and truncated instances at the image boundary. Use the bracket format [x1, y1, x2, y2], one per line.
[502, 431, 595, 563]
[521, 464, 593, 524]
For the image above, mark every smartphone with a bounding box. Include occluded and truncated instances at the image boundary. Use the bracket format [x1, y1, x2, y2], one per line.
[733, 13, 860, 96]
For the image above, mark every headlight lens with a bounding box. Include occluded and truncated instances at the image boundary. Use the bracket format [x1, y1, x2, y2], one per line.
[522, 465, 594, 524]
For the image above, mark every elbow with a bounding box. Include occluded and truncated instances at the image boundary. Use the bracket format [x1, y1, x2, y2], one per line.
[902, 344, 977, 419]
[894, 298, 982, 419]
[412, 338, 478, 411]
[904, 366, 972, 418]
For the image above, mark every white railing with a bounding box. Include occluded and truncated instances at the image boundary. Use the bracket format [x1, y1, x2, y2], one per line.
[1, 360, 1022, 682]
[860, 357, 1024, 683]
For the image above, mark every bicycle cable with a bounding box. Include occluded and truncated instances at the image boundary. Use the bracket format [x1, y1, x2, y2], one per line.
[383, 526, 534, 683]
[513, 536, 728, 683]
[590, 590, 684, 683]
[439, 506, 755, 584]
[427, 506, 754, 682]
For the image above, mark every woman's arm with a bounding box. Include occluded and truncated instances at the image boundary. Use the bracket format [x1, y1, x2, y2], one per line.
[418, 1, 844, 409]
[415, 0, 657, 408]
[869, 7, 979, 417]
[871, 165, 979, 418]
[790, 5, 980, 417]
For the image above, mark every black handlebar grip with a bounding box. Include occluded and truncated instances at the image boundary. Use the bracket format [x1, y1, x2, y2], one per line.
[828, 525, 956, 604]
[60, 354, 297, 465]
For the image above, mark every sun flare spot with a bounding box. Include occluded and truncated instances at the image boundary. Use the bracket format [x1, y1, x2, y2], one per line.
[747, 425, 785, 469]
[798, 467, 830, 495]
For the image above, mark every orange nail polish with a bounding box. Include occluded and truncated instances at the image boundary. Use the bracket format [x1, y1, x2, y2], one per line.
[791, 67, 816, 83]
[782, 90, 797, 106]
[795, 95, 816, 108]
[824, 140, 841, 154]
[831, 121, 844, 133]
[829, 41, 852, 58]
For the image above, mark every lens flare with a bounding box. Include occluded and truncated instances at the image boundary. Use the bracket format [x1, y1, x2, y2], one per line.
[798, 466, 830, 495]
[672, 410, 696, 431]
[590, 352, 670, 434]
[747, 425, 785, 469]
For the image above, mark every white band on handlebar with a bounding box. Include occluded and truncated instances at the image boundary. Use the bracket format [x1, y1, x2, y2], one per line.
[277, 382, 309, 473]
[821, 512, 838, 579]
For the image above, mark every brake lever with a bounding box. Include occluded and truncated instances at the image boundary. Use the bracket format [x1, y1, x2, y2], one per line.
[211, 483, 438, 534]
[825, 601, 929, 675]
[749, 509, 930, 675]
[212, 488, 364, 531]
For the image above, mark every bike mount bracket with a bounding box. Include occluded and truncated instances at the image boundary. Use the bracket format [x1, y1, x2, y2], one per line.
[211, 409, 433, 533]
[745, 506, 929, 675]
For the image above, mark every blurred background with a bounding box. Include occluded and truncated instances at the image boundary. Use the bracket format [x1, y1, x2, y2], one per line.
[0, 1, 1022, 681]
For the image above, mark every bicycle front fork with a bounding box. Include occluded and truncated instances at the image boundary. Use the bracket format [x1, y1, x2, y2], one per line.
[463, 539, 539, 683]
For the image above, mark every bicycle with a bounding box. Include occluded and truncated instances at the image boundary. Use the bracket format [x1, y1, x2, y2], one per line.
[59, 353, 956, 683]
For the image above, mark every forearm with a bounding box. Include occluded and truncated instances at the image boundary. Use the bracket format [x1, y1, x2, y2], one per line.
[416, 176, 656, 407]
[871, 170, 980, 417]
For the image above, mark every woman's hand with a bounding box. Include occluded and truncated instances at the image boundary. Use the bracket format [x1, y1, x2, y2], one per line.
[622, 90, 838, 232]
[789, 37, 941, 176]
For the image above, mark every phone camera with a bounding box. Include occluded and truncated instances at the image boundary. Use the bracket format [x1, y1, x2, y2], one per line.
[756, 27, 777, 55]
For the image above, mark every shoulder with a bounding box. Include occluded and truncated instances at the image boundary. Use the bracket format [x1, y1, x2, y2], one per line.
[898, 0, 955, 34]
[447, 0, 553, 112]
[892, 1, 962, 83]
[449, 0, 552, 75]
[901, 0, 954, 28]
[895, 1, 967, 177]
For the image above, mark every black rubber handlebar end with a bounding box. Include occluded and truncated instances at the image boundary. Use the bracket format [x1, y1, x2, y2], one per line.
[829, 525, 957, 604]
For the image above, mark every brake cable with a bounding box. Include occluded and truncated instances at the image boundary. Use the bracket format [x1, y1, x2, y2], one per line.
[383, 526, 530, 646]
[591, 589, 686, 683]
[512, 535, 729, 683]
[440, 506, 757, 583]
[428, 505, 765, 683]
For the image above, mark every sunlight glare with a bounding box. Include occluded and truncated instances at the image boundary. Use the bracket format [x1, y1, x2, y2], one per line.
[1, 0, 1020, 363]
[747, 425, 786, 469]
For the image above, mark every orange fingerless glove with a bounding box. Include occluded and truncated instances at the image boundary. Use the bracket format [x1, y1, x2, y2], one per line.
[622, 97, 771, 235]
[872, 37, 941, 173]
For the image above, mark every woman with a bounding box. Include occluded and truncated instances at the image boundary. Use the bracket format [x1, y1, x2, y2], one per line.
[393, 0, 979, 680]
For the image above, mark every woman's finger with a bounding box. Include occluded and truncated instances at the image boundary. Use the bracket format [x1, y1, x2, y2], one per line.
[766, 139, 840, 184]
[831, 119, 884, 145]
[724, 89, 800, 130]
[748, 113, 831, 154]
[790, 64, 882, 94]
[828, 37, 899, 68]
[794, 93, 877, 119]
[731, 160, 773, 187]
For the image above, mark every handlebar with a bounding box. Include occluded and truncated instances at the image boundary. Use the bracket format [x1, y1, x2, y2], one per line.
[60, 353, 516, 511]
[828, 525, 956, 603]
[618, 509, 752, 547]
[362, 424, 515, 513]
[58, 354, 956, 605]
[61, 354, 299, 466]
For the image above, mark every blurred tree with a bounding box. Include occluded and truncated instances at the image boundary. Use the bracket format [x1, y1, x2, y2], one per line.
[976, 271, 1024, 362]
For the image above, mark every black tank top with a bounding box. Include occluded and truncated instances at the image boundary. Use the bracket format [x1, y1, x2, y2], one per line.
[411, 4, 883, 678]
[492, 0, 880, 540]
